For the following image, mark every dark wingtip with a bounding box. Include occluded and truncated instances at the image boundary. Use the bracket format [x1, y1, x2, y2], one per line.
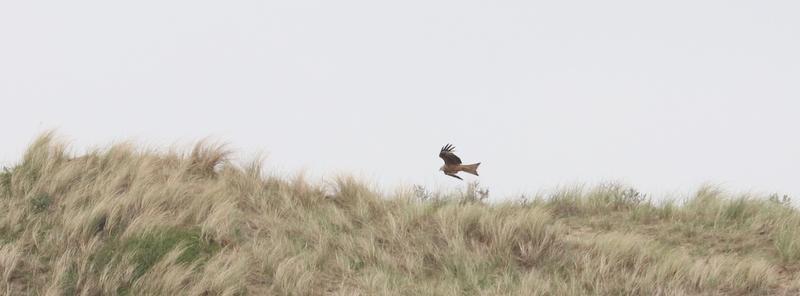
[441, 143, 455, 152]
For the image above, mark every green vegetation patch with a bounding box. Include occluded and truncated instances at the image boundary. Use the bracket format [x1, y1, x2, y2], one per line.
[0, 166, 12, 197]
[0, 226, 21, 244]
[61, 263, 79, 296]
[92, 227, 221, 282]
[30, 192, 52, 213]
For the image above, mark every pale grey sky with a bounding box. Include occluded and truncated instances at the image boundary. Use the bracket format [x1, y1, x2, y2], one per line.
[1, 0, 798, 200]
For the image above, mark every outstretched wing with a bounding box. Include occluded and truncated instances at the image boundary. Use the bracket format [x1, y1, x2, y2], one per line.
[439, 144, 462, 165]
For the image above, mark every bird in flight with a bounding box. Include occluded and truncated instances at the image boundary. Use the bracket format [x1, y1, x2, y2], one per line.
[439, 144, 480, 180]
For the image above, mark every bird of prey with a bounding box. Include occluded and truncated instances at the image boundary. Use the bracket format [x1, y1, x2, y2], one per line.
[439, 144, 480, 180]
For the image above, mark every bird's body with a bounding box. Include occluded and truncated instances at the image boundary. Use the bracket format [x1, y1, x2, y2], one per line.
[438, 144, 480, 180]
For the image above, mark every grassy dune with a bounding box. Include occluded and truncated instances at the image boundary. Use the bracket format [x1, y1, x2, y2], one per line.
[1, 133, 799, 295]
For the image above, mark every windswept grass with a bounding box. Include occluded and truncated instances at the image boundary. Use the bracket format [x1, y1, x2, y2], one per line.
[0, 133, 798, 295]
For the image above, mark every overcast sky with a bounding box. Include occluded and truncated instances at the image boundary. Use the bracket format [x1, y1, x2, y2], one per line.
[1, 0, 798, 200]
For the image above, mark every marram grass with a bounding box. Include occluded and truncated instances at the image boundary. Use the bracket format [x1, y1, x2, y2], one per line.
[0, 133, 798, 295]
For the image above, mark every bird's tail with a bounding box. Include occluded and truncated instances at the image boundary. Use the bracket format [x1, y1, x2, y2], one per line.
[461, 162, 480, 176]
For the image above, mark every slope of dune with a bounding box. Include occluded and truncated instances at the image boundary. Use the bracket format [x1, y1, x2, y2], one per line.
[0, 133, 798, 295]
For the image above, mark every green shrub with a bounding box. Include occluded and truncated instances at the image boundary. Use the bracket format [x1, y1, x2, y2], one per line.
[30, 192, 52, 213]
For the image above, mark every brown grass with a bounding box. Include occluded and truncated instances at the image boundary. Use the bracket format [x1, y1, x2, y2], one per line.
[0, 133, 798, 295]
